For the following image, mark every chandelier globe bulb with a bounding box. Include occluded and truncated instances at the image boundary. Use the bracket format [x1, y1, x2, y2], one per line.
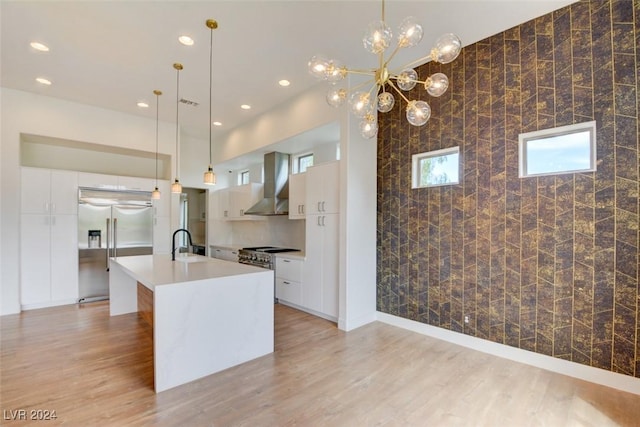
[308, 54, 331, 80]
[425, 73, 449, 97]
[349, 91, 372, 118]
[377, 91, 395, 113]
[397, 17, 423, 48]
[397, 68, 418, 91]
[432, 33, 462, 64]
[363, 20, 392, 54]
[326, 87, 347, 107]
[406, 100, 431, 126]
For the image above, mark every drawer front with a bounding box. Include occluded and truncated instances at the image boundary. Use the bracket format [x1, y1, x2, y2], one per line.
[275, 277, 302, 305]
[275, 257, 303, 281]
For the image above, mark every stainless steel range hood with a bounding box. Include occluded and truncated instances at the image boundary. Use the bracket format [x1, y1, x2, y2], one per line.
[244, 152, 290, 216]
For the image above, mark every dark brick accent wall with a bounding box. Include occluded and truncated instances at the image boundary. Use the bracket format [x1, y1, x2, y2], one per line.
[377, 0, 639, 378]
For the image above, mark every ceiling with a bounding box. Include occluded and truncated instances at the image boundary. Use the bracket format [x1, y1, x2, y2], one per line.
[1, 0, 575, 145]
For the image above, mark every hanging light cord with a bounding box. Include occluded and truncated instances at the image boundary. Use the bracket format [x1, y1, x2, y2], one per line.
[155, 92, 159, 188]
[208, 23, 213, 167]
[175, 66, 180, 179]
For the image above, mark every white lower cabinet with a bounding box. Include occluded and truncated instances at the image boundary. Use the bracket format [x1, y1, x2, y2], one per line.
[20, 213, 78, 308]
[304, 213, 338, 319]
[275, 257, 303, 306]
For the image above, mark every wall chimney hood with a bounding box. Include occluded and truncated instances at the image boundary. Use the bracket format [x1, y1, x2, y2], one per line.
[244, 152, 290, 216]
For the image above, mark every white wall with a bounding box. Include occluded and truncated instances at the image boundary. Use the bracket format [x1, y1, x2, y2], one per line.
[0, 88, 176, 315]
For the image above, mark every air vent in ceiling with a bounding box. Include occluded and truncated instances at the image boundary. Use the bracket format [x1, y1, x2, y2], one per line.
[179, 98, 199, 107]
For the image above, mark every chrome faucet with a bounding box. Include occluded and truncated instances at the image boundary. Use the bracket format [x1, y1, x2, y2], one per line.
[172, 228, 193, 261]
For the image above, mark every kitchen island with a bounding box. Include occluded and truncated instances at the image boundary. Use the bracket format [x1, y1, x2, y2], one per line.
[109, 254, 274, 392]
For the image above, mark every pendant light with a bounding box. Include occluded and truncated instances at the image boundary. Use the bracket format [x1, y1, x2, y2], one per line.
[171, 63, 183, 194]
[151, 89, 162, 200]
[203, 18, 218, 185]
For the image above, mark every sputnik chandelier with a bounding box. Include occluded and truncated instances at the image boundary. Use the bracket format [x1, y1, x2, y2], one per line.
[308, 0, 462, 139]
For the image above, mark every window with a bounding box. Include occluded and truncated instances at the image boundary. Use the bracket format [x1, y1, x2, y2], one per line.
[412, 147, 460, 188]
[238, 170, 250, 185]
[519, 121, 596, 177]
[297, 153, 314, 173]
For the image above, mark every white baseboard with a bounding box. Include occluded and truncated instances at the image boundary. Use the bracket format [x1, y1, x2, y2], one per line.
[338, 310, 377, 332]
[277, 300, 337, 323]
[21, 298, 78, 311]
[377, 311, 640, 396]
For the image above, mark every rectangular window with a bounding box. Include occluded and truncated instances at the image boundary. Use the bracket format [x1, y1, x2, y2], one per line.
[519, 121, 596, 177]
[297, 153, 314, 173]
[239, 170, 250, 185]
[412, 146, 460, 189]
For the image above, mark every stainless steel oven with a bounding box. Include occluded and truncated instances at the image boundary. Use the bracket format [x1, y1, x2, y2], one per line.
[238, 246, 299, 270]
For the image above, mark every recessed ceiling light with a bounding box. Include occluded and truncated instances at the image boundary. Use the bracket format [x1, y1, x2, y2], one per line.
[137, 101, 149, 108]
[178, 35, 194, 46]
[35, 77, 51, 85]
[30, 41, 49, 52]
[278, 79, 291, 87]
[240, 104, 251, 110]
[213, 121, 222, 126]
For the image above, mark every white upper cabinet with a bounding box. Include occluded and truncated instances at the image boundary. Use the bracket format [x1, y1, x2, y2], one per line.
[214, 183, 264, 221]
[78, 172, 118, 189]
[21, 167, 78, 215]
[288, 172, 306, 220]
[306, 161, 339, 215]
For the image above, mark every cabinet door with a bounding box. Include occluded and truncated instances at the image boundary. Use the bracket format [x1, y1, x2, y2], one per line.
[321, 214, 339, 318]
[306, 161, 339, 215]
[276, 278, 302, 305]
[216, 189, 230, 219]
[303, 215, 323, 313]
[118, 176, 154, 191]
[21, 168, 51, 214]
[288, 173, 306, 219]
[50, 170, 79, 215]
[50, 214, 78, 301]
[20, 214, 51, 305]
[78, 172, 119, 189]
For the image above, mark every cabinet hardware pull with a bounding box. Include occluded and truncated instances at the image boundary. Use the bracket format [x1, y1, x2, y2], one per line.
[317, 216, 321, 226]
[321, 201, 325, 212]
[283, 281, 290, 285]
[317, 201, 321, 212]
[322, 216, 325, 226]
[283, 259, 290, 263]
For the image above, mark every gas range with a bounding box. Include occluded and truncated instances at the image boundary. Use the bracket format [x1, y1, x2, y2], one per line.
[238, 246, 300, 269]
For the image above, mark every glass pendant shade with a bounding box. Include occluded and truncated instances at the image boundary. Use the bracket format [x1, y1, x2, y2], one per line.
[326, 87, 347, 107]
[152, 187, 161, 200]
[349, 91, 372, 118]
[325, 59, 346, 82]
[360, 116, 378, 139]
[425, 73, 449, 97]
[203, 167, 216, 185]
[397, 68, 418, 91]
[308, 55, 330, 80]
[171, 179, 182, 194]
[363, 21, 392, 54]
[406, 100, 431, 126]
[432, 33, 462, 64]
[398, 17, 423, 47]
[377, 91, 395, 113]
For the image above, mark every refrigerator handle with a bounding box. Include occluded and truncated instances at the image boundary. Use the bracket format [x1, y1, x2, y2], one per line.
[113, 218, 118, 259]
[106, 218, 110, 271]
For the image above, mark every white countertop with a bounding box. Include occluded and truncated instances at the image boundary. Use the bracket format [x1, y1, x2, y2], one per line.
[111, 254, 272, 290]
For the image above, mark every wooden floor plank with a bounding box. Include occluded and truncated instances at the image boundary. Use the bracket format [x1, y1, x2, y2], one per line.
[1, 302, 639, 426]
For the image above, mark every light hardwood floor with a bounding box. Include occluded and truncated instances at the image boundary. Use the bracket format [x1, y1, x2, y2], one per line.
[1, 302, 639, 426]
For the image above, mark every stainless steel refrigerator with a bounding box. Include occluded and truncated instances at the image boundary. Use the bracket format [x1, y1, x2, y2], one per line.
[78, 188, 153, 302]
